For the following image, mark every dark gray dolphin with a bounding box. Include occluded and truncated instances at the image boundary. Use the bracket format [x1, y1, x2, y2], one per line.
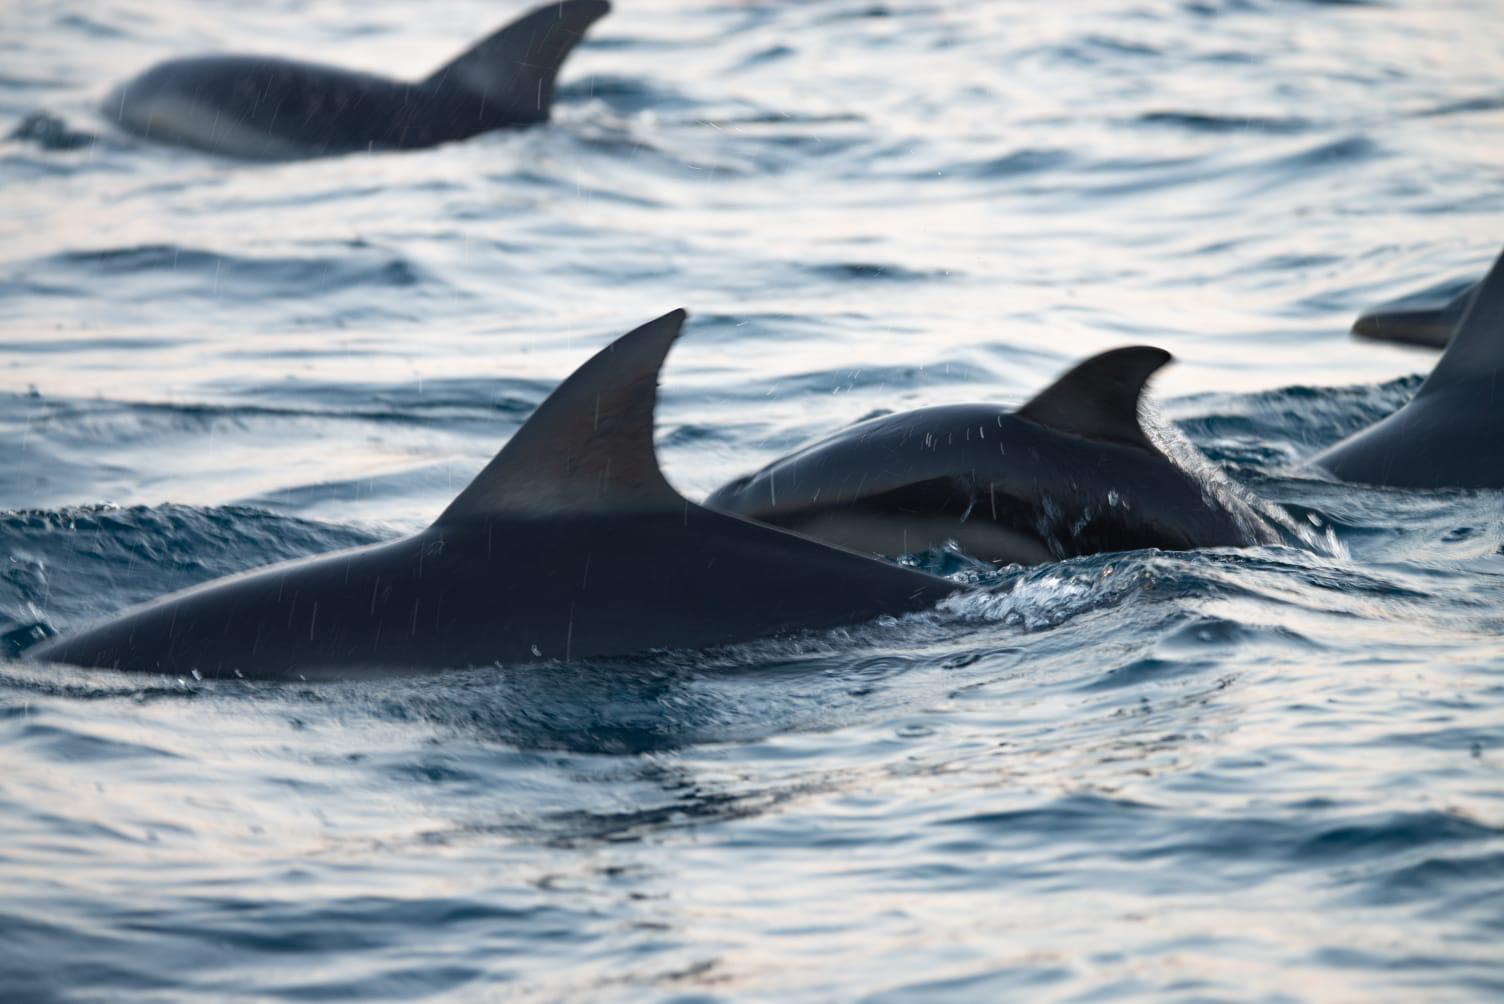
[26, 311, 955, 680]
[102, 1, 609, 159]
[1351, 277, 1478, 350]
[1311, 248, 1504, 489]
[705, 348, 1278, 566]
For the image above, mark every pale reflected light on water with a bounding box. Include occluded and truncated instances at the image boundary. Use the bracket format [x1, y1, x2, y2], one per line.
[2, 0, 1504, 1000]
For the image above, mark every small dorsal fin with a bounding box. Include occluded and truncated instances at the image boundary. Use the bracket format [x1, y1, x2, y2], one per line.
[421, 1, 610, 124]
[1417, 246, 1504, 398]
[435, 309, 686, 525]
[1015, 346, 1172, 451]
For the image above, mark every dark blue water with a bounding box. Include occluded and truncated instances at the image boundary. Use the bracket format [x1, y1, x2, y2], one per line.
[3, 0, 1504, 999]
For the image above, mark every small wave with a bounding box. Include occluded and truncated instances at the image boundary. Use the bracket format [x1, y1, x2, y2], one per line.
[1041, 35, 1164, 65]
[13, 244, 430, 304]
[1138, 110, 1313, 134]
[739, 358, 997, 400]
[1269, 135, 1381, 173]
[917, 148, 1072, 181]
[6, 112, 99, 151]
[802, 261, 952, 283]
[555, 74, 700, 116]
[688, 311, 889, 346]
[1299, 811, 1503, 863]
[206, 377, 547, 424]
[1416, 94, 1504, 119]
[0, 504, 379, 631]
[0, 383, 543, 451]
[1174, 377, 1420, 462]
[940, 554, 1160, 631]
[54, 12, 128, 38]
[1361, 850, 1504, 907]
[734, 45, 795, 69]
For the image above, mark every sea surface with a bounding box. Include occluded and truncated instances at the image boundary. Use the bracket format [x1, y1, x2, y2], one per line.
[2, 0, 1503, 1000]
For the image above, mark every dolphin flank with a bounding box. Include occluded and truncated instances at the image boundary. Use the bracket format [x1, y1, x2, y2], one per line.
[101, 0, 610, 159]
[705, 347, 1278, 566]
[27, 311, 956, 680]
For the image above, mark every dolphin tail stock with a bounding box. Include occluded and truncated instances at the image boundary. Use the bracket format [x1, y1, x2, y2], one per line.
[435, 309, 688, 525]
[1415, 246, 1504, 399]
[422, 0, 611, 124]
[1014, 345, 1172, 451]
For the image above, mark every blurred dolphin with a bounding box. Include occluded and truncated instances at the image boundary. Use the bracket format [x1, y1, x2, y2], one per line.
[1351, 278, 1478, 350]
[102, 1, 609, 159]
[706, 347, 1278, 566]
[27, 311, 956, 680]
[1312, 247, 1504, 489]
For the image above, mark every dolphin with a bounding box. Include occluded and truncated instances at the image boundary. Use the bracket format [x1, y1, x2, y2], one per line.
[26, 311, 956, 680]
[705, 347, 1278, 566]
[101, 1, 610, 159]
[1311, 247, 1504, 490]
[1351, 277, 1478, 350]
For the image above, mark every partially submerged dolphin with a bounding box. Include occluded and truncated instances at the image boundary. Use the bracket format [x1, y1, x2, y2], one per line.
[1351, 277, 1478, 350]
[1311, 247, 1504, 490]
[27, 311, 955, 680]
[102, 0, 610, 159]
[706, 347, 1278, 566]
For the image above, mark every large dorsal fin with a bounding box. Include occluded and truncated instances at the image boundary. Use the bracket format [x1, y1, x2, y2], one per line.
[1417, 246, 1504, 399]
[1015, 346, 1172, 451]
[435, 309, 686, 525]
[421, 1, 610, 124]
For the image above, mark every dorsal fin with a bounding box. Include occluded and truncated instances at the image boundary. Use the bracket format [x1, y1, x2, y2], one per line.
[1015, 346, 1172, 451]
[435, 309, 686, 525]
[421, 1, 610, 124]
[1417, 246, 1504, 398]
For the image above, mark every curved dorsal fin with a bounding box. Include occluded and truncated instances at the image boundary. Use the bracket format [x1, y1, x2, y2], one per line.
[1015, 346, 1172, 451]
[434, 309, 686, 525]
[422, 1, 610, 124]
[1417, 246, 1504, 399]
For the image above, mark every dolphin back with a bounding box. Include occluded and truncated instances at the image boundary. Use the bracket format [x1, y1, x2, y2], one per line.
[104, 57, 409, 158]
[30, 309, 954, 679]
[102, 1, 610, 157]
[707, 346, 1277, 565]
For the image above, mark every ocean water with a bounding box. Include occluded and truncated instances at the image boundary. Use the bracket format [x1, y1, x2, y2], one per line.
[2, 0, 1503, 999]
